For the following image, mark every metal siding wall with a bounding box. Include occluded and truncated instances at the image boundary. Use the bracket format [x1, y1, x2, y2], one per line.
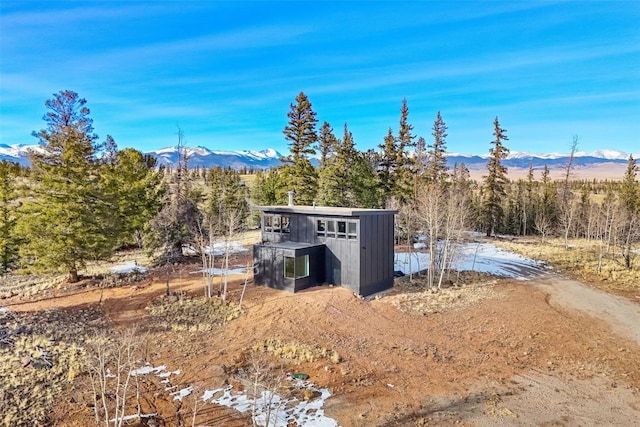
[361, 215, 373, 290]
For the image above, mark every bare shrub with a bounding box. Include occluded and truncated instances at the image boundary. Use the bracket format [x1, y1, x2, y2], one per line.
[84, 328, 142, 427]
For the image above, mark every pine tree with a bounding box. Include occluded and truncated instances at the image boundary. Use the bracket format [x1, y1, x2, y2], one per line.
[619, 155, 639, 268]
[17, 90, 114, 281]
[414, 136, 428, 178]
[102, 146, 164, 248]
[283, 92, 318, 162]
[378, 127, 398, 204]
[482, 117, 510, 237]
[281, 92, 319, 204]
[394, 98, 416, 203]
[620, 155, 639, 214]
[426, 111, 449, 184]
[146, 128, 201, 263]
[317, 121, 338, 170]
[0, 161, 19, 274]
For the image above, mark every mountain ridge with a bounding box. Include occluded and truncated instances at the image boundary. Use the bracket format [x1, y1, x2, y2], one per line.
[1, 143, 636, 171]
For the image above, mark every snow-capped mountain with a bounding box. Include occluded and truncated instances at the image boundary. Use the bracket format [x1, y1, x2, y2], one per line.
[148, 146, 283, 169]
[1, 143, 636, 171]
[0, 143, 39, 166]
[445, 149, 635, 170]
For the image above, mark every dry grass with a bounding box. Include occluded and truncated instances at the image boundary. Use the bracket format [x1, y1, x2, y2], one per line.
[0, 274, 65, 299]
[253, 338, 341, 365]
[147, 295, 242, 332]
[0, 307, 107, 426]
[385, 281, 499, 316]
[493, 237, 640, 295]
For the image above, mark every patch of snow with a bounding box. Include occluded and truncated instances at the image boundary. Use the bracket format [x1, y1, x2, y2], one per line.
[132, 363, 338, 427]
[0, 307, 8, 313]
[131, 364, 167, 376]
[204, 378, 338, 427]
[190, 267, 247, 276]
[172, 386, 193, 401]
[109, 413, 157, 423]
[158, 369, 181, 378]
[395, 242, 548, 280]
[110, 260, 147, 274]
[183, 240, 249, 257]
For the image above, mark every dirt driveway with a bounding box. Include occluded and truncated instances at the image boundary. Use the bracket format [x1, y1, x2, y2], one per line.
[532, 272, 640, 345]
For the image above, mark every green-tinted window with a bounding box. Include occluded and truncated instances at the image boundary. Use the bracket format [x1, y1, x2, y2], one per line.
[284, 255, 309, 279]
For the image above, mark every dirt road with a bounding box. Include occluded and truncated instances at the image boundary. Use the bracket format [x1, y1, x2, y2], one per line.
[532, 272, 640, 345]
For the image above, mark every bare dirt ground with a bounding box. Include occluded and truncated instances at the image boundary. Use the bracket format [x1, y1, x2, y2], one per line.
[5, 253, 640, 426]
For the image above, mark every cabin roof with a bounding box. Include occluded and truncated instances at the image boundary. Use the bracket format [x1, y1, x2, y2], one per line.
[252, 205, 398, 217]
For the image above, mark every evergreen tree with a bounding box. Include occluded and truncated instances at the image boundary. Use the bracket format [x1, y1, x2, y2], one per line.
[252, 168, 283, 206]
[283, 91, 318, 162]
[102, 146, 164, 248]
[17, 90, 114, 281]
[481, 117, 510, 237]
[317, 123, 371, 207]
[394, 98, 416, 202]
[317, 121, 338, 170]
[619, 155, 639, 268]
[426, 111, 449, 184]
[377, 127, 398, 204]
[620, 155, 639, 214]
[0, 161, 19, 274]
[281, 92, 319, 204]
[414, 136, 428, 178]
[146, 128, 201, 263]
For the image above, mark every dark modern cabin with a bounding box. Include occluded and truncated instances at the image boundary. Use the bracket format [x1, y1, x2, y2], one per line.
[253, 201, 397, 297]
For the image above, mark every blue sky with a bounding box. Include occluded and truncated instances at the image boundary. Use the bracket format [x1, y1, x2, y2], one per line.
[1, 1, 639, 156]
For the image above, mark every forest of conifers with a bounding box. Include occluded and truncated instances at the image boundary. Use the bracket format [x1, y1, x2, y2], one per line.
[1, 90, 638, 280]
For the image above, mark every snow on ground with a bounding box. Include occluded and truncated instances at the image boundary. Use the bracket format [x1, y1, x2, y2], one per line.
[395, 242, 549, 280]
[203, 379, 338, 427]
[189, 266, 247, 276]
[0, 307, 8, 313]
[132, 364, 338, 427]
[183, 241, 249, 257]
[110, 261, 148, 274]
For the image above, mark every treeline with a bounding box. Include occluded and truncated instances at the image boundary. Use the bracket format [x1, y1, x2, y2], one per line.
[1, 90, 638, 281]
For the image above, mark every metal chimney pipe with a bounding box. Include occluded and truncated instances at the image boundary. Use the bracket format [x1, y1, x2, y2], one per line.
[287, 191, 295, 207]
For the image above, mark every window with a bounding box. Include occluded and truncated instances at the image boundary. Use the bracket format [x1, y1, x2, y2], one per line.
[284, 255, 309, 279]
[264, 214, 290, 234]
[326, 220, 336, 237]
[317, 219, 326, 236]
[337, 221, 346, 239]
[281, 215, 290, 233]
[348, 222, 358, 240]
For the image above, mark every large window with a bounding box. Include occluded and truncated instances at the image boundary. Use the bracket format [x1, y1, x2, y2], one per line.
[284, 255, 309, 279]
[264, 214, 290, 234]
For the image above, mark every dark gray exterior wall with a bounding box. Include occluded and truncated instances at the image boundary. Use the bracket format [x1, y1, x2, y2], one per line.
[254, 206, 396, 296]
[253, 243, 324, 292]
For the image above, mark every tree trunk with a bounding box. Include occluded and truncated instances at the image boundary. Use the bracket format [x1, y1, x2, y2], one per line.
[68, 268, 78, 283]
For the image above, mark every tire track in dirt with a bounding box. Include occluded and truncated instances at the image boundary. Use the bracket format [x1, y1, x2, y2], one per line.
[531, 272, 640, 345]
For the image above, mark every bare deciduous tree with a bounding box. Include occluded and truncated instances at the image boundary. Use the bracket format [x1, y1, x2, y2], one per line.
[85, 328, 141, 427]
